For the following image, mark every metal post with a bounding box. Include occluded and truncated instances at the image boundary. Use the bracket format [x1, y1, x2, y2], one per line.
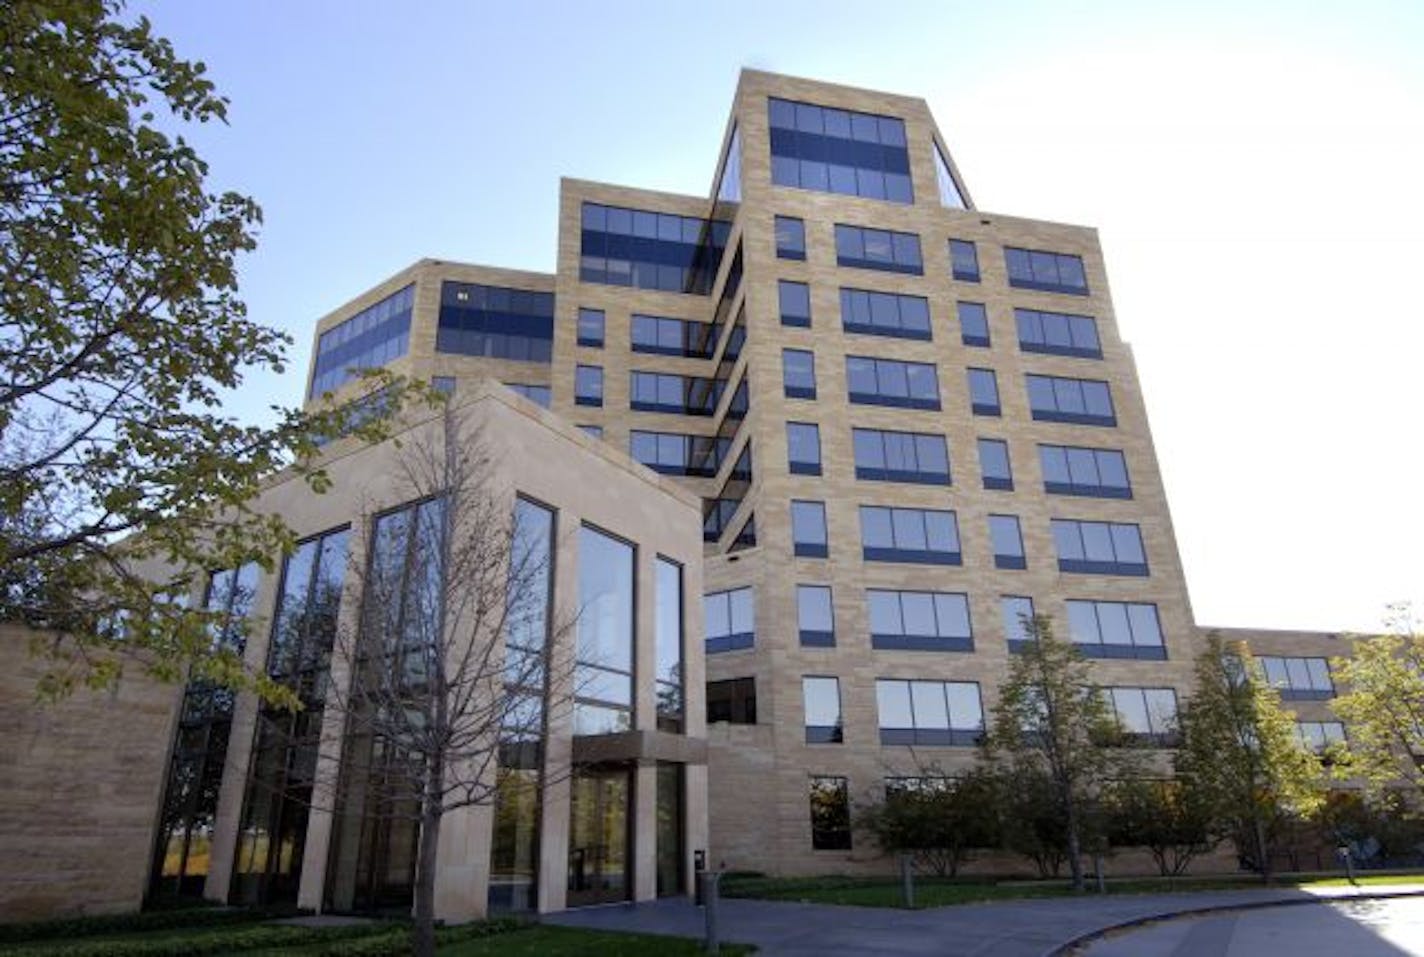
[900, 853, 915, 909]
[694, 849, 707, 905]
[1094, 854, 1106, 894]
[1338, 845, 1358, 887]
[701, 871, 721, 955]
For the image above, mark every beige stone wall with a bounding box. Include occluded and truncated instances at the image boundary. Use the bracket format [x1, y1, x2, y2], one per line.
[0, 625, 181, 921]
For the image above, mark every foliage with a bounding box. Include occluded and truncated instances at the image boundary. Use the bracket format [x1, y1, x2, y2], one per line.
[1175, 635, 1325, 881]
[0, 0, 413, 701]
[0, 905, 300, 944]
[1105, 778, 1216, 876]
[984, 615, 1127, 889]
[856, 767, 1001, 877]
[995, 764, 1070, 878]
[1318, 790, 1424, 866]
[1331, 606, 1424, 799]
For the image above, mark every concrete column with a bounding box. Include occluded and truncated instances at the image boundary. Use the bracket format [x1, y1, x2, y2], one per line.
[633, 759, 657, 902]
[296, 520, 368, 913]
[204, 570, 281, 904]
[433, 799, 492, 922]
[536, 515, 580, 913]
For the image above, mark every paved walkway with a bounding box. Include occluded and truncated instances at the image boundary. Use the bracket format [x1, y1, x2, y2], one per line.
[547, 884, 1424, 956]
[1082, 894, 1424, 956]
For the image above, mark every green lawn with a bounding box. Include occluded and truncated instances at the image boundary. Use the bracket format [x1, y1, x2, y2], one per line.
[0, 913, 752, 957]
[719, 871, 1424, 909]
[438, 925, 753, 956]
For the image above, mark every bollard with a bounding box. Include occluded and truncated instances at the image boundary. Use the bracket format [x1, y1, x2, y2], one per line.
[1093, 854, 1106, 894]
[900, 853, 915, 909]
[701, 870, 722, 955]
[694, 849, 707, 905]
[1338, 845, 1358, 887]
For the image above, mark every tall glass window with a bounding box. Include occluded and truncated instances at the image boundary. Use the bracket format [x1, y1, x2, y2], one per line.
[797, 584, 835, 647]
[150, 562, 260, 901]
[235, 526, 349, 907]
[322, 499, 443, 913]
[655, 558, 685, 733]
[489, 498, 555, 912]
[933, 142, 967, 208]
[576, 526, 635, 735]
[802, 676, 844, 743]
[310, 285, 415, 398]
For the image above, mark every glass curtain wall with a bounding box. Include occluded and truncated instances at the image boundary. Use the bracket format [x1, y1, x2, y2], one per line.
[324, 499, 444, 913]
[149, 563, 259, 901]
[231, 529, 348, 905]
[489, 498, 555, 912]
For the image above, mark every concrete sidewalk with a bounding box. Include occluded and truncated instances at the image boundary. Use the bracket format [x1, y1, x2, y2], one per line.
[546, 883, 1424, 956]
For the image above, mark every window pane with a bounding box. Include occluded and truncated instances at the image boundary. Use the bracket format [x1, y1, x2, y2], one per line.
[1098, 603, 1132, 645]
[946, 683, 983, 730]
[1067, 601, 1100, 644]
[797, 585, 833, 632]
[1082, 523, 1114, 561]
[910, 681, 949, 729]
[877, 680, 913, 728]
[1002, 596, 1035, 643]
[867, 591, 902, 635]
[1285, 657, 1311, 690]
[925, 511, 959, 551]
[852, 429, 884, 469]
[803, 677, 840, 727]
[1306, 658, 1331, 691]
[891, 509, 927, 550]
[1127, 604, 1163, 646]
[902, 592, 936, 636]
[1112, 689, 1150, 734]
[792, 501, 827, 545]
[729, 588, 754, 635]
[861, 507, 893, 548]
[1052, 520, 1083, 560]
[934, 594, 970, 638]
[1110, 524, 1145, 563]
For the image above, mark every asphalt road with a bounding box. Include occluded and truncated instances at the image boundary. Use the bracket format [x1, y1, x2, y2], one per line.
[1082, 895, 1424, 956]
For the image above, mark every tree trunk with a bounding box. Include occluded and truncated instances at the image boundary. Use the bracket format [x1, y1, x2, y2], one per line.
[413, 767, 445, 957]
[1065, 794, 1085, 892]
[1253, 816, 1272, 885]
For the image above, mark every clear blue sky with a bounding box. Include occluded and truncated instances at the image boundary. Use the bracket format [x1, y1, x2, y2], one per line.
[133, 0, 1424, 633]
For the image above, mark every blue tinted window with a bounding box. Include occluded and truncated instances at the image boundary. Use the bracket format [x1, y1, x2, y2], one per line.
[576, 526, 635, 734]
[1026, 374, 1115, 426]
[769, 97, 913, 204]
[577, 307, 605, 347]
[989, 514, 1025, 569]
[580, 202, 729, 295]
[1004, 246, 1089, 295]
[704, 587, 754, 654]
[968, 368, 1000, 416]
[978, 438, 1013, 490]
[840, 288, 931, 340]
[630, 313, 716, 358]
[1016, 308, 1101, 358]
[949, 240, 980, 282]
[797, 585, 835, 647]
[574, 365, 603, 407]
[934, 143, 967, 209]
[1066, 600, 1165, 660]
[845, 355, 939, 410]
[630, 431, 729, 477]
[834, 224, 922, 274]
[1051, 519, 1148, 576]
[630, 371, 722, 415]
[875, 679, 983, 746]
[435, 282, 555, 363]
[791, 500, 828, 558]
[958, 302, 990, 347]
[1039, 444, 1131, 498]
[852, 428, 949, 485]
[787, 421, 821, 475]
[868, 589, 972, 651]
[779, 280, 812, 327]
[859, 506, 960, 565]
[775, 215, 806, 260]
[1001, 595, 1036, 651]
[783, 349, 816, 399]
[715, 124, 742, 204]
[310, 284, 415, 398]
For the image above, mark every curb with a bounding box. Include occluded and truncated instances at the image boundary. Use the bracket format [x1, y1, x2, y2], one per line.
[1041, 887, 1424, 956]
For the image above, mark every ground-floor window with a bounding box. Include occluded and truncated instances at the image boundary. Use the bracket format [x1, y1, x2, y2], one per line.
[809, 776, 852, 850]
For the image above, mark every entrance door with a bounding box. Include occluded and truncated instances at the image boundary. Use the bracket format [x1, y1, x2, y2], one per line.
[567, 765, 631, 906]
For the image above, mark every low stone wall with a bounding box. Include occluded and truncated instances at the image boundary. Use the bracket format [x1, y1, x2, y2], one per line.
[0, 626, 180, 921]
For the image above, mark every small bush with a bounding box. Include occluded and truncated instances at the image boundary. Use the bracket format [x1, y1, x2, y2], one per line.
[0, 906, 304, 945]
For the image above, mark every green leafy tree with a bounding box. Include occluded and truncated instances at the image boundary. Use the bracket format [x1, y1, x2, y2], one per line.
[857, 766, 1001, 877]
[986, 615, 1124, 891]
[1175, 635, 1325, 882]
[0, 1, 402, 699]
[996, 763, 1070, 878]
[1105, 778, 1216, 876]
[1330, 606, 1424, 799]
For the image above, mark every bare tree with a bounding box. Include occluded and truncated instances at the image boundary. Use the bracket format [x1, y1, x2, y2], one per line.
[284, 401, 575, 956]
